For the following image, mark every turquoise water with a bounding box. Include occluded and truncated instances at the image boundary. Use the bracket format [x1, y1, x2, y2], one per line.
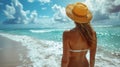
[95, 27, 120, 51]
[0, 26, 120, 67]
[0, 29, 64, 41]
[0, 26, 120, 52]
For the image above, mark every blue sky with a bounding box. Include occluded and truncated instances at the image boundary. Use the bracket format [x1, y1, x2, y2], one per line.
[0, 0, 120, 29]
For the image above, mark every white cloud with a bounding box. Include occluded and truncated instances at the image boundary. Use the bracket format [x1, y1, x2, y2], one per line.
[39, 15, 49, 18]
[29, 10, 38, 24]
[3, 0, 39, 24]
[3, 0, 53, 26]
[63, 0, 84, 4]
[85, 0, 120, 13]
[41, 7, 47, 10]
[3, 0, 120, 26]
[28, 0, 34, 3]
[3, 0, 29, 24]
[4, 4, 16, 19]
[52, 4, 70, 22]
[114, 0, 120, 6]
[84, 0, 120, 25]
[27, 0, 51, 4]
[38, 0, 50, 3]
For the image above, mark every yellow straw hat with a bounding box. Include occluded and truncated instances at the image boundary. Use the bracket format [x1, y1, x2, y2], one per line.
[66, 2, 92, 23]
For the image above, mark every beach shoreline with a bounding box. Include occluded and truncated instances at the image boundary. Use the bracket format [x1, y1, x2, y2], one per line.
[0, 35, 31, 67]
[0, 33, 120, 67]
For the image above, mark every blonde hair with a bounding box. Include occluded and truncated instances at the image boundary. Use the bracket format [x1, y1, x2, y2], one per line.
[76, 22, 94, 46]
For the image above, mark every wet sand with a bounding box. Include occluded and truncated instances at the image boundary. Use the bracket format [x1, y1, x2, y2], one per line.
[0, 35, 31, 67]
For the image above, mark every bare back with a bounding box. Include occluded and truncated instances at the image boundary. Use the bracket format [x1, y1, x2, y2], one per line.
[61, 27, 97, 67]
[67, 28, 89, 59]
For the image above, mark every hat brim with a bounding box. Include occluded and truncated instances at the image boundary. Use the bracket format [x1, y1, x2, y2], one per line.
[66, 4, 92, 23]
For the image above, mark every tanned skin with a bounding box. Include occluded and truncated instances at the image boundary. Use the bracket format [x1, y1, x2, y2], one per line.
[61, 26, 97, 67]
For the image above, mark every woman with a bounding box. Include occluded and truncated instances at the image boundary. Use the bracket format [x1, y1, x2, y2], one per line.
[61, 2, 97, 67]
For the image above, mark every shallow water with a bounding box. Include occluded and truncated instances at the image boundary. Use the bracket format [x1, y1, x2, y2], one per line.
[0, 26, 120, 67]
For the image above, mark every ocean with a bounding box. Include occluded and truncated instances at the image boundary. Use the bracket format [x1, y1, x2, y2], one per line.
[0, 26, 120, 67]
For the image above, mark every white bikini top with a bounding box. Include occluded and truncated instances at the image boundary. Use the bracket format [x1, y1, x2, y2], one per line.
[69, 49, 89, 52]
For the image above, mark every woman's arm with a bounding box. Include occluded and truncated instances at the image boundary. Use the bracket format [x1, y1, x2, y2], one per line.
[90, 32, 97, 67]
[61, 31, 70, 67]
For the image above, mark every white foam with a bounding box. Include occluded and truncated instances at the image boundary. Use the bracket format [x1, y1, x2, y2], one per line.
[30, 29, 65, 33]
[0, 33, 119, 67]
[30, 30, 53, 33]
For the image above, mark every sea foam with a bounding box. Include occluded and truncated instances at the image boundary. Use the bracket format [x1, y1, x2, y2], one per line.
[0, 33, 119, 67]
[30, 29, 65, 33]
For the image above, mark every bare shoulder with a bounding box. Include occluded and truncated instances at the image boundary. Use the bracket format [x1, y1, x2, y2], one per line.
[63, 30, 71, 38]
[63, 30, 70, 35]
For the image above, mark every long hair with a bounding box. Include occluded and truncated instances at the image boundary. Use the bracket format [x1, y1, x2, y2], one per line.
[75, 22, 94, 46]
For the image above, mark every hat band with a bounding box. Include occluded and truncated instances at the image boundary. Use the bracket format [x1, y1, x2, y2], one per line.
[72, 10, 87, 18]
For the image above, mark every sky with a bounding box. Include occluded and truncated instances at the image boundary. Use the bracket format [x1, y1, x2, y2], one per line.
[0, 0, 120, 29]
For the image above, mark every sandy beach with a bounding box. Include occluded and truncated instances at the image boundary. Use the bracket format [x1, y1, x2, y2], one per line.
[0, 33, 119, 67]
[0, 35, 31, 67]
